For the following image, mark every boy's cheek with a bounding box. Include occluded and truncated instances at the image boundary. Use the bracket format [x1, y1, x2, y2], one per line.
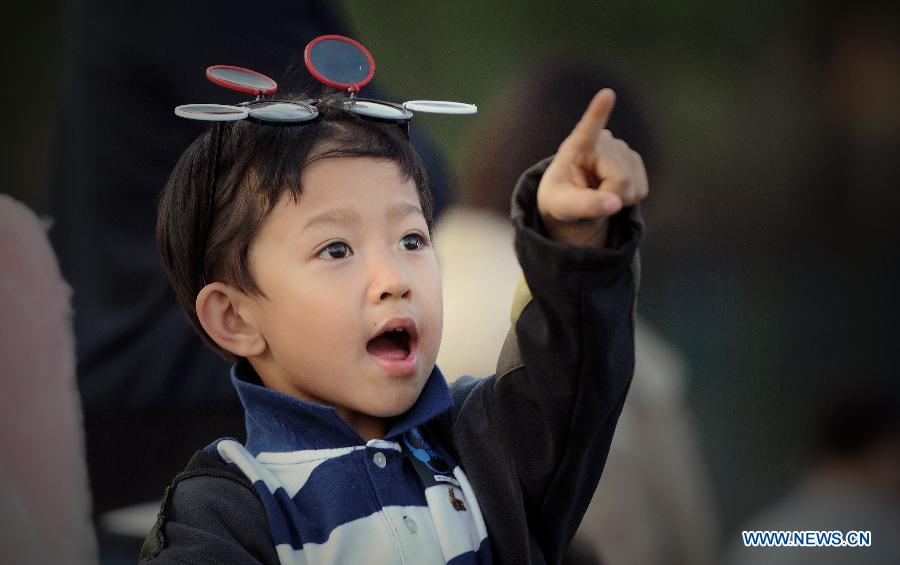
[420, 317, 443, 371]
[424, 283, 444, 353]
[412, 262, 443, 348]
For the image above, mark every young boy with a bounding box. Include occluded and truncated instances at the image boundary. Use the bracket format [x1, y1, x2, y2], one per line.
[140, 88, 646, 564]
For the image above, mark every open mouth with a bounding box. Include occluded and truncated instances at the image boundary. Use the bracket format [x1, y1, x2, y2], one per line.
[366, 327, 412, 360]
[366, 318, 418, 368]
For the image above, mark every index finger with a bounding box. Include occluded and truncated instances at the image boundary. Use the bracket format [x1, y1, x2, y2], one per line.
[565, 88, 617, 149]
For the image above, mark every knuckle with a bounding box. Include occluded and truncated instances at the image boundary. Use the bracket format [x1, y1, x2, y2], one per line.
[633, 152, 647, 170]
[633, 183, 648, 201]
[607, 176, 629, 192]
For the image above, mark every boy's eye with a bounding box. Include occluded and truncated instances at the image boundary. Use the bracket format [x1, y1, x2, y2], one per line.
[318, 241, 352, 260]
[399, 233, 427, 251]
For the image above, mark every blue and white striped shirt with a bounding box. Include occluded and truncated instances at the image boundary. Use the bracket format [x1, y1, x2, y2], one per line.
[206, 361, 493, 564]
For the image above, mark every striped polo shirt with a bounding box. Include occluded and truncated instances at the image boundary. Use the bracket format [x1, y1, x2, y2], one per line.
[206, 361, 493, 564]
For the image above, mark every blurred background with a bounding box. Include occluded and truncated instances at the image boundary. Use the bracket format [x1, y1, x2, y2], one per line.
[3, 0, 899, 562]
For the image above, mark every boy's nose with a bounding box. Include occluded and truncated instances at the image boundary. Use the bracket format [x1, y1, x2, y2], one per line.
[368, 254, 412, 303]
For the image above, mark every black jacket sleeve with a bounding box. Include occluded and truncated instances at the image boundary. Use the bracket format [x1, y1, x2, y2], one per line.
[446, 157, 642, 565]
[139, 451, 279, 565]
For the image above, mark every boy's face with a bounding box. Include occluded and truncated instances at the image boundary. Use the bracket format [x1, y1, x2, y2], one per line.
[244, 156, 442, 438]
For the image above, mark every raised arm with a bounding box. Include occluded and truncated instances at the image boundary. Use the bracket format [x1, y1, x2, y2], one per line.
[447, 89, 646, 564]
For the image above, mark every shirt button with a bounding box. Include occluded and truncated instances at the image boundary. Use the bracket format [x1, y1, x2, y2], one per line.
[404, 517, 418, 534]
[373, 452, 387, 468]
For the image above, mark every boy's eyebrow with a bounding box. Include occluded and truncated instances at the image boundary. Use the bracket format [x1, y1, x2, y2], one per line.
[301, 208, 361, 232]
[300, 202, 424, 233]
[386, 202, 425, 222]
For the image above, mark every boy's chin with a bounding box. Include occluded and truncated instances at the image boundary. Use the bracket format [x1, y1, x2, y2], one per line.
[367, 395, 420, 419]
[370, 382, 431, 418]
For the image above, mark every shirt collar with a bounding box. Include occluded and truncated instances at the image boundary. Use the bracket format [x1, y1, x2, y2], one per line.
[231, 360, 453, 455]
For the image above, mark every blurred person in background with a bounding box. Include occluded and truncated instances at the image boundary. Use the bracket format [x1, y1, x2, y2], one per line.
[0, 195, 97, 564]
[723, 377, 900, 565]
[436, 60, 718, 565]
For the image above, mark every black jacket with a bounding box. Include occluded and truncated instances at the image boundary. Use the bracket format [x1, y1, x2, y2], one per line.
[141, 157, 642, 564]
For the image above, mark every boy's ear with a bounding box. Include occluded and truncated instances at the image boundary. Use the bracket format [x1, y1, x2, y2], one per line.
[196, 283, 267, 358]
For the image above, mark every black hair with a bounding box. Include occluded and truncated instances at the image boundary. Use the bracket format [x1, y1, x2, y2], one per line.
[156, 95, 433, 359]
